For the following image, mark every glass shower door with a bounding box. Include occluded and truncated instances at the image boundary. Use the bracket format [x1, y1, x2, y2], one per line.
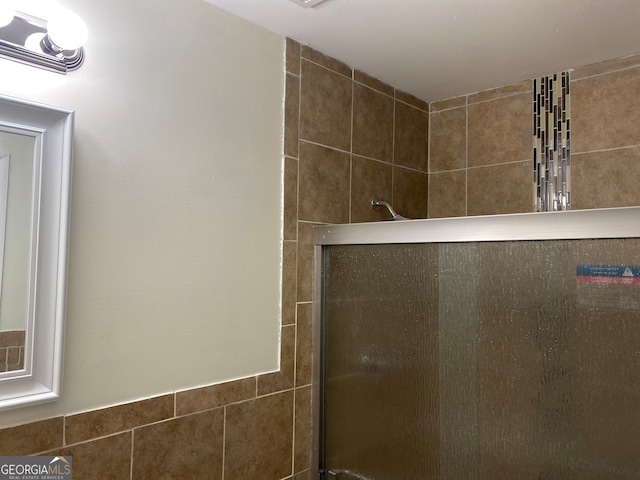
[319, 237, 640, 480]
[321, 243, 440, 479]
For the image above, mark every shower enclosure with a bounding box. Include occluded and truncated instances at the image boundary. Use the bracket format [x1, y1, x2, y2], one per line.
[312, 207, 640, 480]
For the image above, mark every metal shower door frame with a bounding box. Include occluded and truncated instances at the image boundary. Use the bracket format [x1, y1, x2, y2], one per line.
[311, 206, 640, 479]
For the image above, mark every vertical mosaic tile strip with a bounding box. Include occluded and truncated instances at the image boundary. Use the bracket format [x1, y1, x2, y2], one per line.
[533, 72, 571, 211]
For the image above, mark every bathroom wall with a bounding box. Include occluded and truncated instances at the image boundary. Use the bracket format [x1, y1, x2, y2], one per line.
[0, 0, 293, 477]
[281, 40, 433, 480]
[0, 0, 284, 428]
[287, 46, 640, 230]
[283, 39, 431, 349]
[3, 15, 640, 480]
[283, 42, 640, 480]
[0, 34, 440, 479]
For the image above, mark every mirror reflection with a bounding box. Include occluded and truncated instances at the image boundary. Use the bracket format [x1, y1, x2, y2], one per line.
[0, 131, 35, 374]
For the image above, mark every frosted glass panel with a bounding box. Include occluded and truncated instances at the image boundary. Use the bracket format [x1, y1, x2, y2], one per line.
[322, 244, 439, 479]
[321, 238, 640, 480]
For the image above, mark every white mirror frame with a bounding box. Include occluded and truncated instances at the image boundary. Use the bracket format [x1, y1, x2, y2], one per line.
[0, 94, 73, 410]
[0, 154, 9, 302]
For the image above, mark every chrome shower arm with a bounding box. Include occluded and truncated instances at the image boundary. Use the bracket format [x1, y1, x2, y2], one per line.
[371, 199, 409, 221]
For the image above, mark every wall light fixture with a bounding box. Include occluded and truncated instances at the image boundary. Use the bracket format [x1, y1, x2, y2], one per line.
[0, 4, 87, 74]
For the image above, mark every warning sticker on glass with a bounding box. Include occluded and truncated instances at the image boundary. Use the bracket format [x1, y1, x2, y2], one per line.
[576, 264, 640, 285]
[576, 264, 640, 311]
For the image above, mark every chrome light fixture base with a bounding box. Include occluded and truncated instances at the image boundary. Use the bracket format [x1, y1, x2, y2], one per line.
[0, 12, 84, 74]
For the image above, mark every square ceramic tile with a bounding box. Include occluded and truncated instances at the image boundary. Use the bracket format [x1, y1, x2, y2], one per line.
[467, 161, 531, 216]
[394, 102, 429, 172]
[0, 417, 63, 455]
[353, 83, 394, 162]
[572, 147, 640, 209]
[52, 433, 132, 480]
[468, 93, 532, 168]
[392, 167, 428, 219]
[298, 142, 350, 224]
[350, 156, 393, 223]
[430, 107, 466, 172]
[132, 410, 224, 479]
[428, 170, 466, 218]
[571, 66, 640, 153]
[224, 392, 293, 480]
[300, 60, 352, 151]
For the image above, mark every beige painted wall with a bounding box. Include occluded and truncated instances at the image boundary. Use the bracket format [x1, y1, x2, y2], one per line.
[0, 0, 284, 427]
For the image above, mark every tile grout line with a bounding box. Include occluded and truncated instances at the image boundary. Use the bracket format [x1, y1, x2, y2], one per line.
[466, 89, 533, 107]
[570, 61, 640, 82]
[221, 406, 226, 480]
[427, 100, 431, 217]
[296, 43, 302, 245]
[394, 96, 428, 112]
[298, 138, 351, 156]
[300, 56, 352, 81]
[431, 166, 469, 174]
[572, 144, 640, 156]
[467, 158, 533, 170]
[349, 69, 354, 224]
[293, 317, 298, 389]
[465, 95, 469, 216]
[391, 90, 396, 206]
[430, 101, 466, 114]
[291, 385, 297, 477]
[353, 78, 394, 100]
[129, 429, 134, 480]
[295, 38, 302, 339]
[293, 37, 302, 341]
[432, 90, 532, 113]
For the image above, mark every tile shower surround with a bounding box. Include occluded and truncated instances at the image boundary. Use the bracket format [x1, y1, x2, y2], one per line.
[3, 39, 640, 479]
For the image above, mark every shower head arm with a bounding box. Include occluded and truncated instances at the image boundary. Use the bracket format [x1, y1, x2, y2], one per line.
[371, 199, 409, 221]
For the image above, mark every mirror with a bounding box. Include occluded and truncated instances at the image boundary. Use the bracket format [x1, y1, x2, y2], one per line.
[0, 94, 73, 410]
[0, 133, 33, 373]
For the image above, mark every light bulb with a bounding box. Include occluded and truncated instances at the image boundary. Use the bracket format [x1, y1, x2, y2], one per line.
[25, 32, 45, 52]
[0, 0, 16, 28]
[47, 8, 88, 50]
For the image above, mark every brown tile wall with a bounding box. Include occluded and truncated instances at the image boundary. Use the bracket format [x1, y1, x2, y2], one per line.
[571, 54, 640, 209]
[293, 44, 429, 225]
[429, 52, 640, 217]
[281, 39, 429, 480]
[0, 378, 307, 480]
[429, 80, 534, 218]
[3, 39, 640, 480]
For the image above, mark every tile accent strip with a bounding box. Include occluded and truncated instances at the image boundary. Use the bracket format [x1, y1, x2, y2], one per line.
[533, 72, 571, 211]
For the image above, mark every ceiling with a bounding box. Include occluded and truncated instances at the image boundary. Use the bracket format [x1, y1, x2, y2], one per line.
[204, 0, 640, 103]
